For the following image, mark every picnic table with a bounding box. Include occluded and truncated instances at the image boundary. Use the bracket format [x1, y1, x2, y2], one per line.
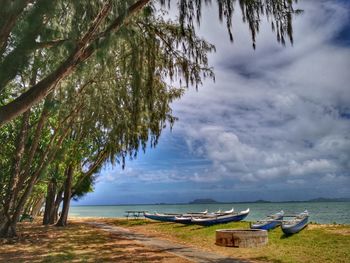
[124, 210, 148, 219]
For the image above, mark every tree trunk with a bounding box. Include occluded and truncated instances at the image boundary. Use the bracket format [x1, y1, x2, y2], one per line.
[56, 165, 73, 227]
[10, 172, 41, 232]
[4, 110, 30, 212]
[0, 208, 6, 236]
[0, 130, 66, 237]
[23, 196, 33, 215]
[51, 188, 64, 224]
[31, 195, 45, 217]
[0, 110, 30, 238]
[0, 0, 52, 91]
[0, 92, 71, 237]
[0, 212, 11, 237]
[0, 65, 39, 237]
[0, 0, 150, 126]
[43, 178, 57, 225]
[0, 0, 29, 55]
[0, 1, 112, 125]
[0, 220, 17, 238]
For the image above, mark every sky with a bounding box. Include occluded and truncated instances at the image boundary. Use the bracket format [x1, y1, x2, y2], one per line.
[75, 0, 350, 205]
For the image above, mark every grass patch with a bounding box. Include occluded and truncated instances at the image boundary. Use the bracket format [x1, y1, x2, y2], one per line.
[112, 219, 350, 263]
[2, 218, 347, 262]
[42, 251, 76, 263]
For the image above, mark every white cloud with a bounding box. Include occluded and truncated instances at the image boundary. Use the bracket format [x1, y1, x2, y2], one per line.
[169, 0, 350, 193]
[76, 1, 350, 205]
[94, 1, 350, 201]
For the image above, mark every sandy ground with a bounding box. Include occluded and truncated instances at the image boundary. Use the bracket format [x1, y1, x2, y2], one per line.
[0, 217, 244, 262]
[0, 218, 191, 263]
[85, 221, 245, 263]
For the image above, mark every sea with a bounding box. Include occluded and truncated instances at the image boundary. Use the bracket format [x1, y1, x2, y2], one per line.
[70, 202, 350, 224]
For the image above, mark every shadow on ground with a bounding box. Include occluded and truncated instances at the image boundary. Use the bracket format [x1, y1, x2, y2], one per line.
[0, 221, 189, 263]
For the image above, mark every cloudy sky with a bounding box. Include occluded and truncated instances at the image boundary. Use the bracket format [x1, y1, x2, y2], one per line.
[76, 0, 350, 205]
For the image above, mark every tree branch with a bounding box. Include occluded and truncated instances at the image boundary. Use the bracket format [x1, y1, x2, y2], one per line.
[0, 0, 30, 55]
[0, 0, 150, 127]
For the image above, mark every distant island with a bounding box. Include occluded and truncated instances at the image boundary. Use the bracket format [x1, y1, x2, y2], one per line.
[188, 197, 350, 204]
[189, 199, 220, 204]
[188, 198, 271, 204]
[72, 197, 350, 206]
[307, 197, 350, 202]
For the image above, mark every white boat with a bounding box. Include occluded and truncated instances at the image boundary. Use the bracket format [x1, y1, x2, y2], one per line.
[251, 210, 284, 230]
[191, 208, 250, 226]
[281, 210, 309, 234]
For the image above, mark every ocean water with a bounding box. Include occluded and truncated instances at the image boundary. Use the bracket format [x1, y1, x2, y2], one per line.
[69, 202, 350, 224]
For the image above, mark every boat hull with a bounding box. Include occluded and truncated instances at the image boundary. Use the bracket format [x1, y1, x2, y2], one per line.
[174, 217, 192, 224]
[251, 215, 283, 230]
[143, 213, 176, 222]
[251, 220, 281, 230]
[144, 211, 208, 223]
[192, 212, 249, 226]
[281, 216, 308, 235]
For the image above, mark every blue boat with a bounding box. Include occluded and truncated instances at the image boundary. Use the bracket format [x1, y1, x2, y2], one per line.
[174, 208, 234, 224]
[251, 210, 284, 230]
[174, 216, 192, 224]
[281, 210, 309, 235]
[191, 208, 249, 226]
[143, 212, 178, 222]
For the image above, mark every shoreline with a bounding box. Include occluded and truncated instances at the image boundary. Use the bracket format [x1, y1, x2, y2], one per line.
[68, 215, 350, 226]
[71, 199, 350, 206]
[69, 202, 350, 225]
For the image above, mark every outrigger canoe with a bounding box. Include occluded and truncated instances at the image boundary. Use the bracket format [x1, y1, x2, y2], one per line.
[144, 210, 208, 223]
[174, 216, 192, 224]
[191, 208, 249, 226]
[174, 208, 234, 224]
[251, 210, 284, 230]
[143, 212, 178, 222]
[281, 210, 309, 235]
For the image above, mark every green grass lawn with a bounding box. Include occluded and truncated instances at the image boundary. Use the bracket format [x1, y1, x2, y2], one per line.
[115, 219, 350, 263]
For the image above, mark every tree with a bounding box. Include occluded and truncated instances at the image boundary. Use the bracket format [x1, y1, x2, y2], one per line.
[0, 6, 214, 236]
[0, 0, 300, 126]
[0, 0, 301, 237]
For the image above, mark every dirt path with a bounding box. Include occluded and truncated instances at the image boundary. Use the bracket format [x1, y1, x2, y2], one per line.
[87, 222, 248, 263]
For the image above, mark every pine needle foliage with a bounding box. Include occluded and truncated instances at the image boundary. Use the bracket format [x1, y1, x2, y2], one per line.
[0, 0, 301, 237]
[0, 0, 301, 125]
